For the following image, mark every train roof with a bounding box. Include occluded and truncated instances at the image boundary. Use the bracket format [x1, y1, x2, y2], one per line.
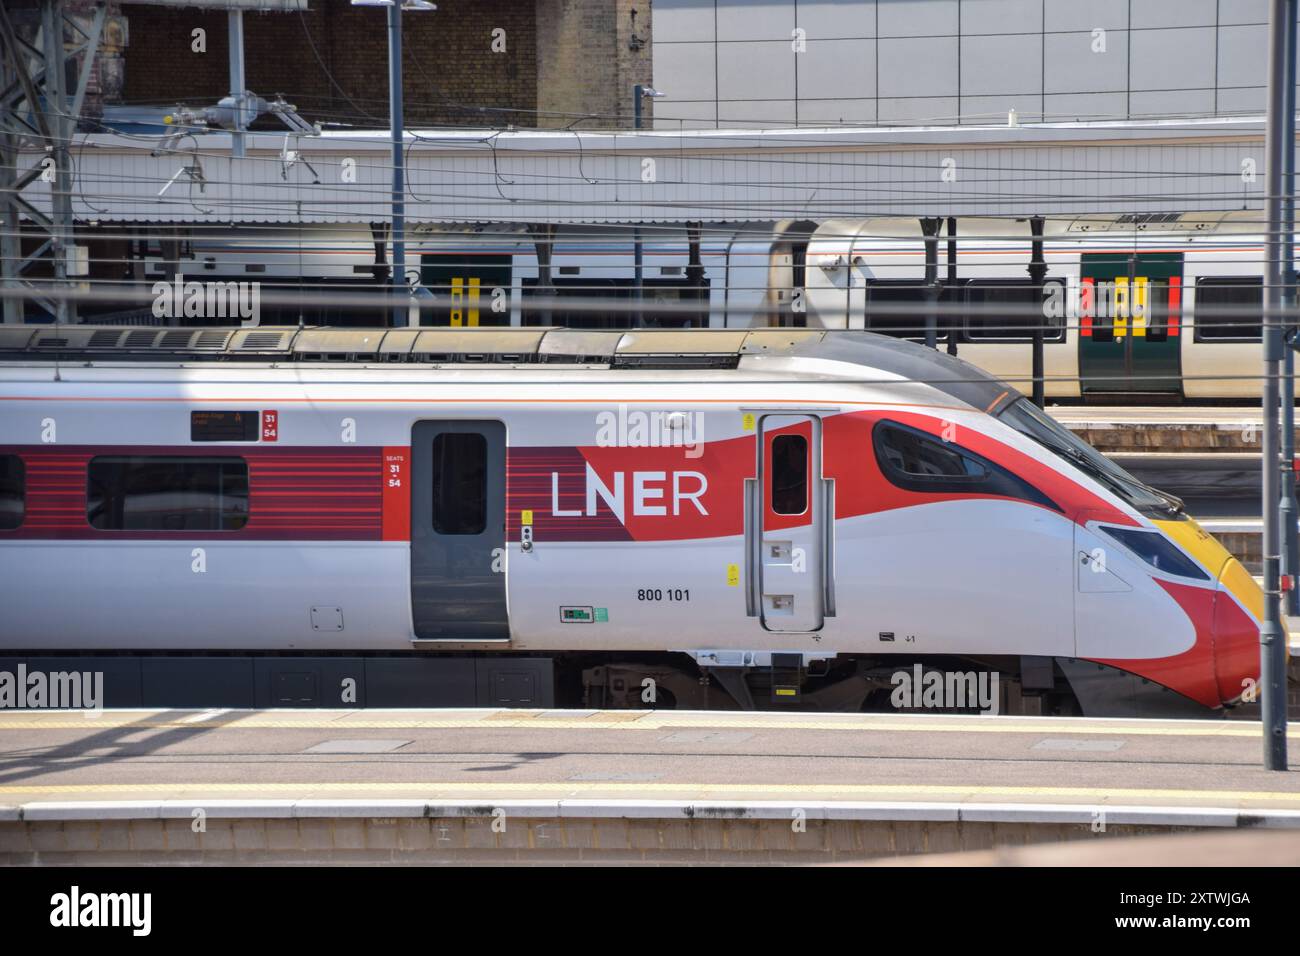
[0, 325, 1014, 412]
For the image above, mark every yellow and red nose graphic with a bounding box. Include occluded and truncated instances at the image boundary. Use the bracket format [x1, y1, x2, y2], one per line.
[1155, 517, 1265, 704]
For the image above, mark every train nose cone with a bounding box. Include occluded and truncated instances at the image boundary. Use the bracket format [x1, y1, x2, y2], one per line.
[1212, 557, 1264, 705]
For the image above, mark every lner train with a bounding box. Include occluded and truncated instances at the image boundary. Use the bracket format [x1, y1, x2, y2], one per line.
[0, 326, 1263, 716]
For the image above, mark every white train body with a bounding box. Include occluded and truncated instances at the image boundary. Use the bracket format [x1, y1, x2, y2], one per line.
[0, 327, 1263, 714]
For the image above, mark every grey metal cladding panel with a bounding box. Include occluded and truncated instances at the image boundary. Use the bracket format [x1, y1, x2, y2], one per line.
[1217, 24, 1268, 90]
[655, 100, 721, 129]
[1043, 28, 1128, 94]
[959, 34, 1042, 97]
[958, 0, 1043, 35]
[961, 96, 1041, 124]
[1042, 92, 1128, 122]
[655, 0, 720, 42]
[365, 658, 477, 707]
[878, 37, 959, 97]
[1129, 0, 1217, 28]
[718, 100, 798, 127]
[877, 95, 959, 125]
[254, 657, 366, 708]
[1130, 26, 1216, 91]
[716, 0, 795, 40]
[1131, 89, 1216, 120]
[655, 41, 718, 99]
[141, 658, 255, 708]
[1044, 0, 1129, 32]
[798, 38, 877, 99]
[475, 658, 554, 708]
[796, 0, 878, 37]
[1216, 86, 1266, 115]
[878, 0, 957, 36]
[1218, 0, 1269, 26]
[717, 40, 796, 100]
[797, 97, 878, 125]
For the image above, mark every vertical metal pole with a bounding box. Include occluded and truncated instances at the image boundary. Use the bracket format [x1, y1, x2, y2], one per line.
[633, 85, 644, 328]
[1283, 5, 1299, 616]
[1261, 0, 1290, 771]
[388, 1, 407, 327]
[0, 116, 20, 325]
[945, 217, 959, 355]
[1028, 216, 1047, 408]
[42, 0, 72, 324]
[921, 217, 940, 349]
[227, 10, 246, 159]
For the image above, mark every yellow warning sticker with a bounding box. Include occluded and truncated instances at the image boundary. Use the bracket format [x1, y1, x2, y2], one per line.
[726, 563, 740, 587]
[521, 510, 534, 526]
[742, 413, 755, 432]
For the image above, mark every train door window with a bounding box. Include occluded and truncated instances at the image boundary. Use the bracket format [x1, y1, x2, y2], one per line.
[431, 433, 487, 534]
[963, 279, 1066, 342]
[1194, 277, 1263, 342]
[1142, 278, 1168, 342]
[0, 455, 24, 530]
[86, 457, 249, 531]
[1084, 278, 1114, 343]
[770, 434, 808, 515]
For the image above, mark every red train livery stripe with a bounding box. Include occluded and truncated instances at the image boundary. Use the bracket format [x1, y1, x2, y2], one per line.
[1, 445, 383, 541]
[1, 411, 1134, 543]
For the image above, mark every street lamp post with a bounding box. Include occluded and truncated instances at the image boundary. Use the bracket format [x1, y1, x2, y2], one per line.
[1261, 0, 1293, 771]
[352, 1, 436, 327]
[632, 85, 663, 327]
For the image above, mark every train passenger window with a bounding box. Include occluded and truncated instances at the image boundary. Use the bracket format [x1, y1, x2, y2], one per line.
[770, 434, 808, 515]
[1099, 526, 1210, 581]
[963, 280, 1067, 343]
[0, 455, 24, 530]
[1194, 277, 1262, 342]
[872, 420, 1061, 510]
[86, 457, 249, 531]
[431, 433, 487, 534]
[874, 423, 986, 481]
[864, 282, 933, 339]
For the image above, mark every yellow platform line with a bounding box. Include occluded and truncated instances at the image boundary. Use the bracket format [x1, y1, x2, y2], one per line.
[0, 782, 1298, 805]
[0, 711, 1290, 737]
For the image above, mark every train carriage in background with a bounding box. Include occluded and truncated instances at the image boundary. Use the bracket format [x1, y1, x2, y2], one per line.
[96, 213, 1283, 401]
[802, 215, 1288, 402]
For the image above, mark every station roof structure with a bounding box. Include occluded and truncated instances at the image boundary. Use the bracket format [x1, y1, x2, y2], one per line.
[20, 115, 1284, 225]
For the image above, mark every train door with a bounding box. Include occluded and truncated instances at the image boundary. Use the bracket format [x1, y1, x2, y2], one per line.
[420, 255, 514, 326]
[1078, 252, 1183, 395]
[410, 420, 509, 640]
[747, 414, 828, 632]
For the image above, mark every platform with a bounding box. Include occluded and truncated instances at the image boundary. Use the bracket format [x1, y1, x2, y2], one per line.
[2, 708, 1297, 864]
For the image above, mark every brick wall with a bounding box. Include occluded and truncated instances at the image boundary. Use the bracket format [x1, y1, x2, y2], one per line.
[535, 0, 653, 129]
[119, 0, 540, 128]
[117, 1, 647, 130]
